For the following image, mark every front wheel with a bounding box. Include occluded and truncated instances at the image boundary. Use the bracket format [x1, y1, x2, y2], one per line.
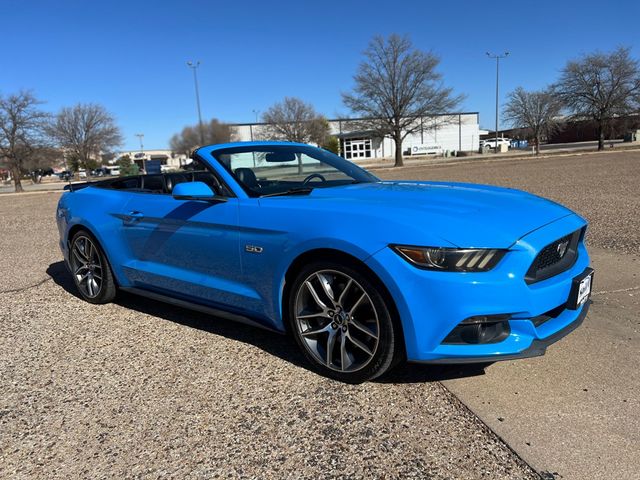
[288, 261, 402, 383]
[69, 230, 117, 304]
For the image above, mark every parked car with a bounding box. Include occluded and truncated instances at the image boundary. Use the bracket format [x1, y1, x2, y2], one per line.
[30, 168, 55, 182]
[91, 167, 110, 177]
[481, 138, 511, 149]
[56, 142, 593, 382]
[57, 170, 72, 181]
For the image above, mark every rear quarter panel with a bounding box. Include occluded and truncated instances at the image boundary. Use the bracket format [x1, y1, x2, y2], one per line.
[58, 187, 134, 286]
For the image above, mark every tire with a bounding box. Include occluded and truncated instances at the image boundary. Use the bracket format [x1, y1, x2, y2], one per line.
[68, 230, 117, 304]
[288, 260, 403, 383]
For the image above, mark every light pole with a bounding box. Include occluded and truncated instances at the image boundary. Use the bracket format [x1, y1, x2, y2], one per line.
[187, 60, 205, 145]
[135, 133, 145, 171]
[250, 109, 260, 142]
[486, 51, 509, 152]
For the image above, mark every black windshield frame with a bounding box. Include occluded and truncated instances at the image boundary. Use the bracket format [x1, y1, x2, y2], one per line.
[211, 144, 379, 198]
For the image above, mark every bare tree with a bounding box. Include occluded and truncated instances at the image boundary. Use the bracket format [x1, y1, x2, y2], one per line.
[342, 34, 463, 166]
[260, 97, 331, 173]
[503, 87, 562, 154]
[555, 47, 640, 150]
[48, 103, 122, 174]
[0, 91, 49, 192]
[23, 146, 64, 183]
[261, 97, 330, 145]
[170, 119, 231, 155]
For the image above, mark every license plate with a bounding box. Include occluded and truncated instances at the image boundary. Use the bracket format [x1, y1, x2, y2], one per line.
[577, 274, 592, 306]
[569, 268, 594, 309]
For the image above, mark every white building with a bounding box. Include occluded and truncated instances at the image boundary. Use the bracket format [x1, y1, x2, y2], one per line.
[229, 112, 481, 160]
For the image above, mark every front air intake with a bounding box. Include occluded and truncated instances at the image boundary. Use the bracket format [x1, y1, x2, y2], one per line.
[525, 228, 583, 284]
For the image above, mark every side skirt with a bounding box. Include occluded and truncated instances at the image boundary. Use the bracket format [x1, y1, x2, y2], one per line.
[119, 286, 283, 334]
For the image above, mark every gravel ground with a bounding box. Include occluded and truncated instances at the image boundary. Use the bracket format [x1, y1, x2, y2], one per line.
[3, 149, 638, 479]
[0, 277, 537, 479]
[375, 149, 640, 254]
[0, 192, 62, 292]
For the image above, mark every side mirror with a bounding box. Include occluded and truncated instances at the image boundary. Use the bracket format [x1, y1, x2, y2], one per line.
[172, 181, 225, 203]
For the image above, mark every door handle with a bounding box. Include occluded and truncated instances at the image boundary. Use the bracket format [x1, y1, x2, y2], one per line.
[123, 210, 144, 226]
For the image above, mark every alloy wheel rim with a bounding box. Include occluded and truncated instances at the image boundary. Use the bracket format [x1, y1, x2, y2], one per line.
[70, 236, 103, 298]
[294, 270, 380, 372]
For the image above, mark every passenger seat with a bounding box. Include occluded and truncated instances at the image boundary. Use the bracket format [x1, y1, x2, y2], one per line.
[234, 168, 259, 189]
[165, 173, 190, 193]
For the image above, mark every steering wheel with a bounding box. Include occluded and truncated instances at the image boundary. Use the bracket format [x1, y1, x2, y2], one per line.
[302, 173, 327, 186]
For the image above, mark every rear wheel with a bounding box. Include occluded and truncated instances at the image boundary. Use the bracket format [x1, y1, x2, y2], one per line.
[288, 261, 402, 383]
[69, 231, 116, 304]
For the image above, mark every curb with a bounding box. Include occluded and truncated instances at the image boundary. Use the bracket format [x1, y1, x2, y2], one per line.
[0, 189, 64, 196]
[438, 381, 546, 479]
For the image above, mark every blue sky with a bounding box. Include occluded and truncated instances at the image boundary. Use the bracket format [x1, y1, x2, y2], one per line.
[3, 0, 638, 150]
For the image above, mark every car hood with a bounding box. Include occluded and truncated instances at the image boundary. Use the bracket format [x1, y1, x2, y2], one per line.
[308, 180, 574, 248]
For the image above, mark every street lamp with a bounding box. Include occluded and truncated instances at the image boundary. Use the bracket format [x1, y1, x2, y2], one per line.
[250, 109, 261, 142]
[135, 133, 145, 171]
[186, 60, 205, 145]
[486, 51, 509, 152]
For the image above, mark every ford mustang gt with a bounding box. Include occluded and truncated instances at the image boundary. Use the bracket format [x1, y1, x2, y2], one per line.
[56, 142, 593, 383]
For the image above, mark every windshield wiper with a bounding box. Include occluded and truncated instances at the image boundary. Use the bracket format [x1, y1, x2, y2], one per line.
[260, 187, 314, 197]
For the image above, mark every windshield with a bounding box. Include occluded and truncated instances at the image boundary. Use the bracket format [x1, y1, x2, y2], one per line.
[212, 145, 378, 197]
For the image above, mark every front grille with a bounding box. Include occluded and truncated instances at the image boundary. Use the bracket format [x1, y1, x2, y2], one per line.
[533, 233, 573, 270]
[525, 229, 582, 284]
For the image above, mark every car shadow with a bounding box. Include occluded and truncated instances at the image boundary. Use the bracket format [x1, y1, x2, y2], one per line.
[380, 362, 489, 384]
[46, 260, 490, 384]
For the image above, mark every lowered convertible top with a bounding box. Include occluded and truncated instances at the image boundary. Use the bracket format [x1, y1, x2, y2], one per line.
[63, 179, 113, 192]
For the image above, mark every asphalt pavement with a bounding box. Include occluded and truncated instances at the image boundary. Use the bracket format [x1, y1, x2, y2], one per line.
[376, 149, 640, 479]
[443, 248, 640, 480]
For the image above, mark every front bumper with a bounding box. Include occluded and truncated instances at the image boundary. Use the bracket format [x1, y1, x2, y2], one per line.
[365, 213, 592, 363]
[421, 300, 590, 364]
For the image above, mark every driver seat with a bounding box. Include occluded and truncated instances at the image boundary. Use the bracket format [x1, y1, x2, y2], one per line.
[235, 168, 259, 189]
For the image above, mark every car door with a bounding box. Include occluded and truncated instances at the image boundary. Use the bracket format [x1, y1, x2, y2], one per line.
[118, 180, 245, 310]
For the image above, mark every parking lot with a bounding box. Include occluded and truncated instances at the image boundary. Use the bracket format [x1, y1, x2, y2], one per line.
[1, 149, 639, 479]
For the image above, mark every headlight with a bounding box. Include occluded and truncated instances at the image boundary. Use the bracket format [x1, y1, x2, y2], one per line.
[391, 245, 507, 272]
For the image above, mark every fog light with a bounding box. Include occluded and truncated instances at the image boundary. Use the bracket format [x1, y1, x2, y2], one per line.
[443, 314, 511, 345]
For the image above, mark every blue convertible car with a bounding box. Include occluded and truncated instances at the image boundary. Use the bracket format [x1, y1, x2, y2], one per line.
[56, 142, 593, 382]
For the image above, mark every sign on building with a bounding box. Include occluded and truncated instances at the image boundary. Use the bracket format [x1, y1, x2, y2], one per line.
[410, 144, 443, 155]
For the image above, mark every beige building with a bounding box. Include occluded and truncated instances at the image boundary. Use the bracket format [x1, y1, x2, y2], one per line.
[113, 149, 189, 171]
